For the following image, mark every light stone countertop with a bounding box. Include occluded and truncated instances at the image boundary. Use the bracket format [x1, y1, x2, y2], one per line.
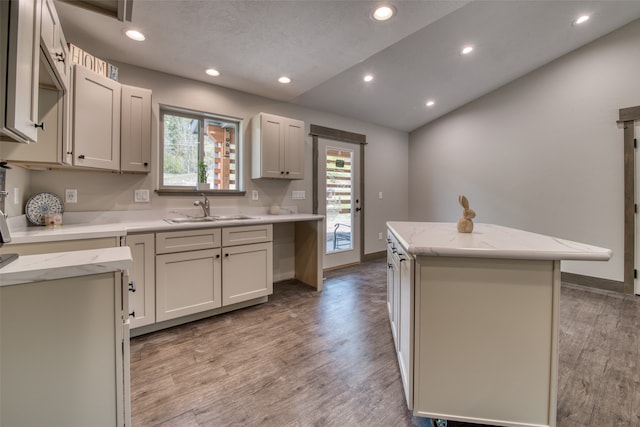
[0, 246, 133, 286]
[5, 209, 324, 244]
[0, 209, 322, 287]
[386, 221, 612, 261]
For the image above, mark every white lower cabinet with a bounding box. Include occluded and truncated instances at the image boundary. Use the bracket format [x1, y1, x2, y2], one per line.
[222, 242, 273, 306]
[386, 244, 399, 347]
[155, 228, 222, 322]
[397, 245, 414, 409]
[387, 231, 413, 409]
[148, 224, 273, 328]
[0, 271, 130, 427]
[156, 248, 223, 322]
[126, 233, 155, 328]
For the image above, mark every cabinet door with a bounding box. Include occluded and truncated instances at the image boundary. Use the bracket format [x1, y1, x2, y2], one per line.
[73, 65, 121, 170]
[120, 85, 151, 173]
[283, 118, 304, 179]
[126, 234, 155, 328]
[156, 249, 222, 321]
[4, 0, 41, 142]
[39, 0, 68, 89]
[257, 114, 284, 178]
[222, 242, 273, 306]
[0, 86, 62, 163]
[397, 250, 414, 409]
[386, 247, 397, 337]
[390, 251, 400, 349]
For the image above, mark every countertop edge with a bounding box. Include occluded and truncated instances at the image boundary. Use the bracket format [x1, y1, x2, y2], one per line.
[6, 214, 324, 244]
[387, 221, 613, 262]
[0, 247, 133, 286]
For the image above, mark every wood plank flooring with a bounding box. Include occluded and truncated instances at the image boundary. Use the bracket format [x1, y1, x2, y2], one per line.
[130, 259, 640, 427]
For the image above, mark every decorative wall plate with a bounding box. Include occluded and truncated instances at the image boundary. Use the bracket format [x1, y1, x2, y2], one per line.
[25, 192, 64, 226]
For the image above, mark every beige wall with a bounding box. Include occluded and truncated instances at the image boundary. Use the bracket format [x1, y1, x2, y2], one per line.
[7, 62, 409, 256]
[409, 19, 640, 282]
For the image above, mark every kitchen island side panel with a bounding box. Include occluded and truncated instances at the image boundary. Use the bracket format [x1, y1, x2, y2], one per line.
[413, 256, 559, 427]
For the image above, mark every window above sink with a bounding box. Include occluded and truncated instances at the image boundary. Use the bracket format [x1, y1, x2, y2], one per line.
[158, 105, 244, 196]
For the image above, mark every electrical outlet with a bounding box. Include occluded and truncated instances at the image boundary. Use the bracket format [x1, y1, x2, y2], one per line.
[379, 192, 383, 200]
[378, 232, 383, 240]
[13, 187, 19, 205]
[65, 189, 77, 204]
[252, 190, 259, 201]
[134, 189, 150, 203]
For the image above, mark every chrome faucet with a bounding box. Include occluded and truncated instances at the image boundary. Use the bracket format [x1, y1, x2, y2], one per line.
[193, 193, 210, 217]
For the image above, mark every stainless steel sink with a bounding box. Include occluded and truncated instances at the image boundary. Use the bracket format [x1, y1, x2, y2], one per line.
[164, 217, 218, 224]
[213, 215, 255, 221]
[164, 215, 255, 224]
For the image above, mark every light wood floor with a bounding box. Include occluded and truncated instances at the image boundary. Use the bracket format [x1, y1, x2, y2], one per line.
[130, 258, 640, 427]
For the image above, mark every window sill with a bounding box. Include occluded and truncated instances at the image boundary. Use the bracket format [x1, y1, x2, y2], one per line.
[156, 189, 246, 196]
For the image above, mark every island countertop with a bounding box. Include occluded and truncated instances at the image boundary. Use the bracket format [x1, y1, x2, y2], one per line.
[0, 246, 133, 286]
[386, 221, 612, 261]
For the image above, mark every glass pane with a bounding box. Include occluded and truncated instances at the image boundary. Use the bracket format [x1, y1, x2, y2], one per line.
[162, 114, 200, 186]
[326, 147, 353, 253]
[205, 119, 238, 190]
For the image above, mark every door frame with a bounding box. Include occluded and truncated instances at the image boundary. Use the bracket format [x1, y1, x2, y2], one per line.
[618, 105, 640, 294]
[310, 124, 367, 267]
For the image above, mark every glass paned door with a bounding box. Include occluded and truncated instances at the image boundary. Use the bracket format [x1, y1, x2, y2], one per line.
[326, 148, 354, 253]
[318, 138, 361, 269]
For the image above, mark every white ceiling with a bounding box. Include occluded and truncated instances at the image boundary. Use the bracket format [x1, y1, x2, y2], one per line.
[55, 0, 640, 132]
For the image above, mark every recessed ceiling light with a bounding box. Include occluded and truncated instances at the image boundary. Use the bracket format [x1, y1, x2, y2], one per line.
[573, 15, 590, 26]
[125, 29, 146, 41]
[205, 68, 220, 77]
[278, 76, 291, 84]
[426, 100, 435, 107]
[364, 74, 374, 82]
[372, 4, 396, 21]
[461, 46, 474, 55]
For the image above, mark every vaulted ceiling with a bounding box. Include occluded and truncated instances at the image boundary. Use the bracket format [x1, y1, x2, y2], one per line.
[55, 0, 640, 132]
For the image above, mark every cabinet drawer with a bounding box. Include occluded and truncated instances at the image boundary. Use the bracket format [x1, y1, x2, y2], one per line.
[222, 224, 273, 246]
[156, 228, 221, 254]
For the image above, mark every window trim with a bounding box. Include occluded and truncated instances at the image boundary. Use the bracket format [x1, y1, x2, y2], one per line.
[158, 104, 244, 195]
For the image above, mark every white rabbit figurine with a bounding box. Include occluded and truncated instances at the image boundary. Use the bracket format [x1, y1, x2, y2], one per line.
[457, 195, 476, 233]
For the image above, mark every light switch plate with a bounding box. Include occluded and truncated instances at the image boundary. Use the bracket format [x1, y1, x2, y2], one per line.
[134, 189, 150, 203]
[252, 190, 259, 201]
[292, 190, 305, 200]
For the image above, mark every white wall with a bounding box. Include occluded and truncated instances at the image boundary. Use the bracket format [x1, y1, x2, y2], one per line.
[4, 166, 30, 217]
[409, 19, 640, 282]
[17, 62, 408, 255]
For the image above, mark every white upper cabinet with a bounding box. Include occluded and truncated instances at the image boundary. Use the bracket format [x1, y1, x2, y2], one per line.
[120, 85, 151, 173]
[72, 65, 121, 170]
[40, 0, 69, 89]
[71, 66, 152, 173]
[252, 112, 305, 180]
[2, 0, 42, 143]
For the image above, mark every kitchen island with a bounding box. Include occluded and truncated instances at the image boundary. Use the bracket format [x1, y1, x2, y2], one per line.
[0, 247, 133, 427]
[386, 222, 611, 427]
